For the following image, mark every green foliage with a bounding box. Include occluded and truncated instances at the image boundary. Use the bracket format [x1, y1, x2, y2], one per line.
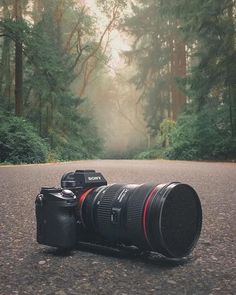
[161, 0, 236, 133]
[166, 104, 236, 160]
[0, 109, 102, 164]
[135, 105, 236, 161]
[0, 0, 103, 164]
[135, 119, 175, 160]
[0, 111, 48, 164]
[122, 0, 236, 161]
[55, 116, 103, 161]
[159, 118, 176, 147]
[135, 148, 163, 160]
[104, 146, 145, 159]
[122, 0, 171, 136]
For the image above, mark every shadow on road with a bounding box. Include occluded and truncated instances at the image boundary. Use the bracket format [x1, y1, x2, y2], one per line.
[42, 242, 192, 269]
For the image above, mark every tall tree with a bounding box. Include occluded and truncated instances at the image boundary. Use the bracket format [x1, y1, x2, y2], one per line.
[171, 35, 187, 120]
[14, 0, 23, 116]
[227, 0, 236, 136]
[0, 0, 105, 159]
[0, 1, 12, 106]
[162, 0, 236, 136]
[122, 0, 187, 138]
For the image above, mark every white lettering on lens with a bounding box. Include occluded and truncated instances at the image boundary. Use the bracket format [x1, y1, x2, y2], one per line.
[118, 189, 129, 202]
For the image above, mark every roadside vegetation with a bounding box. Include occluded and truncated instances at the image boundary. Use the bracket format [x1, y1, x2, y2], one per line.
[0, 0, 109, 163]
[123, 0, 236, 161]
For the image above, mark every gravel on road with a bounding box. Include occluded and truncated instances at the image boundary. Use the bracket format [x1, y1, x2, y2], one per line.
[0, 160, 235, 295]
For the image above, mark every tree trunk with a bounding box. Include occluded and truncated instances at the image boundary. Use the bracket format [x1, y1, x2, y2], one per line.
[15, 39, 23, 116]
[0, 3, 12, 103]
[228, 0, 236, 137]
[39, 95, 42, 136]
[33, 0, 43, 23]
[14, 0, 23, 117]
[170, 33, 187, 121]
[3, 38, 12, 109]
[0, 37, 10, 95]
[55, 0, 64, 55]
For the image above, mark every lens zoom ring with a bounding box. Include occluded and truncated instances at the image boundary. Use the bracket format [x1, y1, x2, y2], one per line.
[126, 184, 155, 248]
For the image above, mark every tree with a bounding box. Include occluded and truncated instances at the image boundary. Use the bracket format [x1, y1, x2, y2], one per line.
[0, 1, 12, 107]
[14, 0, 23, 116]
[0, 0, 28, 116]
[123, 0, 236, 159]
[161, 0, 236, 136]
[0, 0, 106, 162]
[122, 0, 187, 139]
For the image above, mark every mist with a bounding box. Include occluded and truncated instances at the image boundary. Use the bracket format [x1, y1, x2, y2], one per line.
[75, 67, 148, 158]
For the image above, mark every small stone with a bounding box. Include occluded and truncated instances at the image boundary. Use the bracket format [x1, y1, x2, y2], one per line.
[38, 260, 46, 265]
[202, 240, 212, 246]
[167, 280, 176, 285]
[55, 291, 67, 295]
[211, 255, 218, 261]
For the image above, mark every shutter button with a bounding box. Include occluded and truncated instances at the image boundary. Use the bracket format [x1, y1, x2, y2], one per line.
[62, 189, 75, 198]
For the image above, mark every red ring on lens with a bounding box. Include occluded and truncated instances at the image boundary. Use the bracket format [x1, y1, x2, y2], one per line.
[79, 188, 94, 226]
[142, 186, 159, 248]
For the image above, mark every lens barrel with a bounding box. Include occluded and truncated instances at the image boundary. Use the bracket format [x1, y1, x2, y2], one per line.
[79, 182, 202, 258]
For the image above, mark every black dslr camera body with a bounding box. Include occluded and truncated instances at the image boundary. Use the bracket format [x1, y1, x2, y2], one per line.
[35, 169, 202, 258]
[35, 170, 107, 249]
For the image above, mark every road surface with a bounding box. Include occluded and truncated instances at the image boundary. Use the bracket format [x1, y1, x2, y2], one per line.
[0, 160, 235, 295]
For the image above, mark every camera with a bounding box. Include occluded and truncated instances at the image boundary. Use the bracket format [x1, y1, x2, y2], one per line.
[35, 169, 202, 258]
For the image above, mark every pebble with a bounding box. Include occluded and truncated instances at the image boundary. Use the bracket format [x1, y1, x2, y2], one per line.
[167, 280, 177, 285]
[211, 255, 218, 261]
[38, 260, 46, 265]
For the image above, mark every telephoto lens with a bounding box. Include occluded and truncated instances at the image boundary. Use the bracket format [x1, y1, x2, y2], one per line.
[59, 170, 202, 259]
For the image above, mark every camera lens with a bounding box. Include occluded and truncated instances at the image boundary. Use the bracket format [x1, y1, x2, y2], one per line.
[80, 182, 202, 258]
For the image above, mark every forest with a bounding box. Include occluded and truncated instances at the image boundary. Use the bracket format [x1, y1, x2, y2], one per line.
[0, 0, 235, 164]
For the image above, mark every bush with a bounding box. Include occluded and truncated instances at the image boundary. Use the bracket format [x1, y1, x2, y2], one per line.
[135, 148, 163, 159]
[135, 119, 176, 160]
[0, 111, 48, 164]
[159, 118, 176, 147]
[134, 104, 236, 161]
[166, 104, 236, 160]
[54, 116, 103, 161]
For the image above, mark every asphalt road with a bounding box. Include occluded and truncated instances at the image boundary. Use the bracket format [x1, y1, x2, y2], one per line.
[0, 160, 235, 295]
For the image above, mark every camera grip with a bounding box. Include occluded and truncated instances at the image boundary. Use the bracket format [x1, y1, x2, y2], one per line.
[35, 191, 77, 249]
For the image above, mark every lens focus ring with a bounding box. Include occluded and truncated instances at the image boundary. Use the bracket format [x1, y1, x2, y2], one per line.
[96, 184, 124, 240]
